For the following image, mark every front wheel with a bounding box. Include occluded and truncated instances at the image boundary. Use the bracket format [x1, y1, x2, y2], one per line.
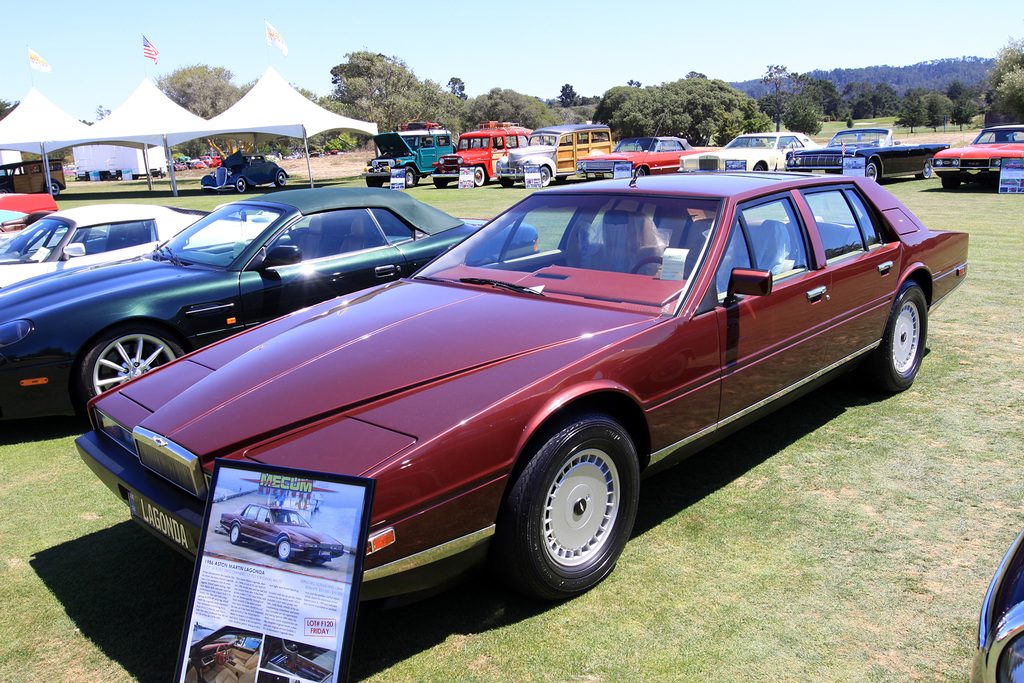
[866, 281, 928, 393]
[234, 176, 248, 193]
[433, 178, 450, 189]
[472, 166, 487, 187]
[940, 176, 961, 190]
[277, 537, 292, 562]
[539, 166, 552, 187]
[866, 160, 881, 182]
[76, 324, 185, 405]
[404, 167, 418, 188]
[491, 414, 639, 600]
[365, 177, 385, 188]
[752, 161, 769, 172]
[499, 178, 515, 188]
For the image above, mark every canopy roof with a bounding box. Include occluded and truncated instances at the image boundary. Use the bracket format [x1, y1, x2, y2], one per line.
[82, 79, 211, 148]
[0, 89, 94, 153]
[168, 66, 377, 146]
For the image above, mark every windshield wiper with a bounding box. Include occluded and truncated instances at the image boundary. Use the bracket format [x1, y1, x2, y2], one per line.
[459, 277, 545, 296]
[155, 245, 182, 266]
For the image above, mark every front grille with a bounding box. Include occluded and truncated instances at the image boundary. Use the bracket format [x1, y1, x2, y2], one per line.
[698, 157, 720, 171]
[134, 427, 208, 499]
[961, 159, 990, 169]
[582, 160, 615, 173]
[797, 154, 842, 167]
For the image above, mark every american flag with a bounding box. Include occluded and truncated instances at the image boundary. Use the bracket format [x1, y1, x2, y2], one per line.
[142, 35, 159, 64]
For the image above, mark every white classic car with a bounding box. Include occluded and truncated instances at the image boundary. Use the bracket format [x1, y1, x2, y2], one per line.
[680, 132, 819, 173]
[0, 204, 204, 289]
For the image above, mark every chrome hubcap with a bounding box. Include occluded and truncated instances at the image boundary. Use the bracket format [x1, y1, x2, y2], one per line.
[93, 334, 177, 394]
[891, 301, 920, 374]
[542, 448, 619, 568]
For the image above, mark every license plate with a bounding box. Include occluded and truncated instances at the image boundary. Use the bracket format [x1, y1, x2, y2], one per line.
[594, 173, 606, 178]
[128, 490, 198, 554]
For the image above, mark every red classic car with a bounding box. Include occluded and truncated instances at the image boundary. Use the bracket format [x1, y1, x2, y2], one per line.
[431, 122, 532, 188]
[932, 124, 1024, 189]
[576, 136, 701, 179]
[219, 503, 346, 564]
[0, 192, 58, 215]
[77, 172, 968, 602]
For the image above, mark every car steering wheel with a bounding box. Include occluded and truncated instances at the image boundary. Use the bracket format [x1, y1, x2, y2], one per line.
[631, 256, 663, 274]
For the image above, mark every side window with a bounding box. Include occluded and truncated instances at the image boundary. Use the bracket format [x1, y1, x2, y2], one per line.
[714, 220, 753, 300]
[741, 198, 808, 276]
[559, 135, 573, 147]
[370, 208, 416, 244]
[269, 209, 387, 261]
[506, 135, 518, 149]
[803, 190, 866, 260]
[243, 506, 258, 520]
[436, 135, 450, 147]
[577, 132, 590, 145]
[493, 136, 504, 150]
[845, 190, 883, 248]
[421, 136, 435, 149]
[517, 135, 529, 147]
[592, 131, 610, 143]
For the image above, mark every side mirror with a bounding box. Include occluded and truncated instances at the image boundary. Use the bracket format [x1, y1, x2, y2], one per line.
[727, 268, 773, 302]
[63, 243, 87, 259]
[257, 244, 302, 269]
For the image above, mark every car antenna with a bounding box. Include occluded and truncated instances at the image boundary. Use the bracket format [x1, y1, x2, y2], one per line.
[631, 112, 667, 188]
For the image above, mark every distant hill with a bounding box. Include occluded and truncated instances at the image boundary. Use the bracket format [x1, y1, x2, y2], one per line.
[730, 57, 994, 98]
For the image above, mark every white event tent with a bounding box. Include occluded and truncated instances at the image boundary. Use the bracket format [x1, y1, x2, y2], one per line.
[0, 67, 379, 196]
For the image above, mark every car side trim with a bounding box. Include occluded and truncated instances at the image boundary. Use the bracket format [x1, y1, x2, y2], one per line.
[647, 341, 880, 469]
[363, 524, 495, 583]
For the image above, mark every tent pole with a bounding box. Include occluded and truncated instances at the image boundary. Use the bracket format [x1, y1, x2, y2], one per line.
[164, 135, 178, 197]
[142, 146, 154, 191]
[40, 143, 54, 198]
[303, 126, 313, 188]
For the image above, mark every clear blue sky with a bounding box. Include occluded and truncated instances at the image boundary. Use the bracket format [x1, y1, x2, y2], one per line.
[4, 0, 1021, 122]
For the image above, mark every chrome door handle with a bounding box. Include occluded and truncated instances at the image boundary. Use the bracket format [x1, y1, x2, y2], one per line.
[877, 261, 893, 275]
[806, 286, 827, 301]
[375, 264, 400, 277]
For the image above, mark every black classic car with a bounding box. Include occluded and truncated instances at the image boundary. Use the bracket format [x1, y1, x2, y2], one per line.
[201, 151, 288, 193]
[786, 128, 949, 181]
[0, 187, 478, 420]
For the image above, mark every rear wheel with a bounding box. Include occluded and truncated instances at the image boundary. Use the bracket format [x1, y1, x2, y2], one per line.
[916, 159, 932, 180]
[229, 523, 242, 545]
[49, 180, 61, 197]
[492, 413, 639, 600]
[274, 170, 287, 188]
[866, 281, 927, 393]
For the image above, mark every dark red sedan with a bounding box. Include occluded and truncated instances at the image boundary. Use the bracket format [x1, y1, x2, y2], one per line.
[77, 172, 968, 601]
[219, 503, 346, 564]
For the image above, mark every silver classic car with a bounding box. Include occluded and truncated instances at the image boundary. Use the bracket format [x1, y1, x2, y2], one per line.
[495, 124, 613, 187]
[972, 526, 1024, 681]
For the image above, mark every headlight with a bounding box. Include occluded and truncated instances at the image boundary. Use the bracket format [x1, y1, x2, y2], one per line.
[993, 158, 1002, 167]
[0, 319, 32, 348]
[998, 634, 1024, 682]
[790, 157, 801, 166]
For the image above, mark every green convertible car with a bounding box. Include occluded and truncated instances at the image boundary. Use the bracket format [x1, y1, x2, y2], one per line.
[0, 187, 478, 420]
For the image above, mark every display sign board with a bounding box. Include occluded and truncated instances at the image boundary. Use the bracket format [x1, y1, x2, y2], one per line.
[389, 167, 406, 189]
[524, 163, 543, 189]
[613, 161, 633, 179]
[999, 158, 1024, 194]
[842, 156, 866, 176]
[174, 460, 375, 683]
[724, 160, 746, 171]
[459, 167, 475, 189]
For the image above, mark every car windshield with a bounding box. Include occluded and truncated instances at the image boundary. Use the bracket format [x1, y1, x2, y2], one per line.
[271, 510, 311, 527]
[0, 217, 71, 264]
[724, 136, 778, 150]
[419, 192, 721, 314]
[973, 128, 1024, 144]
[162, 203, 286, 268]
[528, 133, 557, 147]
[614, 138, 655, 153]
[458, 137, 490, 150]
[828, 130, 888, 146]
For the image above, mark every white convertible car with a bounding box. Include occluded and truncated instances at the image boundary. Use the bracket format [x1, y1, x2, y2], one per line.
[0, 204, 203, 289]
[680, 132, 819, 173]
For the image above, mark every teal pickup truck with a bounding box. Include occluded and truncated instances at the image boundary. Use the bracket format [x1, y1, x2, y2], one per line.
[363, 122, 455, 187]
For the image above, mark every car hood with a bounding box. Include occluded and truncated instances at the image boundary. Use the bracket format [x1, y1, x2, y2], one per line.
[0, 257, 218, 320]
[373, 133, 414, 157]
[507, 145, 555, 163]
[937, 143, 1024, 158]
[119, 279, 657, 462]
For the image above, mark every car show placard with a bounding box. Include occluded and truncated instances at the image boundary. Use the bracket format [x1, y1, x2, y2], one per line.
[174, 460, 375, 683]
[613, 161, 633, 179]
[999, 158, 1024, 194]
[459, 166, 475, 189]
[389, 167, 406, 189]
[842, 156, 866, 176]
[724, 160, 746, 171]
[524, 163, 543, 189]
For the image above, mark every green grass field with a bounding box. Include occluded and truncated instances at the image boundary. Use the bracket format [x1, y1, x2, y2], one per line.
[1, 172, 1021, 682]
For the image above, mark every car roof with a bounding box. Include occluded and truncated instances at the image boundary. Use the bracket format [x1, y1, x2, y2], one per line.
[44, 203, 199, 225]
[533, 124, 610, 134]
[538, 171, 843, 198]
[245, 187, 465, 235]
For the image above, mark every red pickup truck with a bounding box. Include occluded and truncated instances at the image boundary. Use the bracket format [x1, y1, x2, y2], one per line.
[432, 122, 531, 188]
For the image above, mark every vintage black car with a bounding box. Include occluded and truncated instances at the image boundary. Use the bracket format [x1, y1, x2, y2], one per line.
[201, 151, 288, 193]
[786, 128, 949, 182]
[0, 187, 478, 420]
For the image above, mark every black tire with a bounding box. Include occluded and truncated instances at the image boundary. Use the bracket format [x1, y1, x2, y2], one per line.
[752, 161, 769, 172]
[940, 176, 961, 190]
[499, 178, 516, 189]
[49, 181, 61, 197]
[75, 324, 185, 405]
[365, 177, 385, 188]
[404, 167, 418, 188]
[473, 166, 487, 187]
[916, 159, 933, 180]
[866, 281, 927, 393]
[229, 523, 242, 545]
[433, 178, 450, 189]
[491, 413, 639, 600]
[274, 170, 287, 188]
[277, 537, 292, 562]
[539, 166, 552, 187]
[866, 159, 881, 182]
[234, 176, 247, 193]
[635, 166, 649, 176]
